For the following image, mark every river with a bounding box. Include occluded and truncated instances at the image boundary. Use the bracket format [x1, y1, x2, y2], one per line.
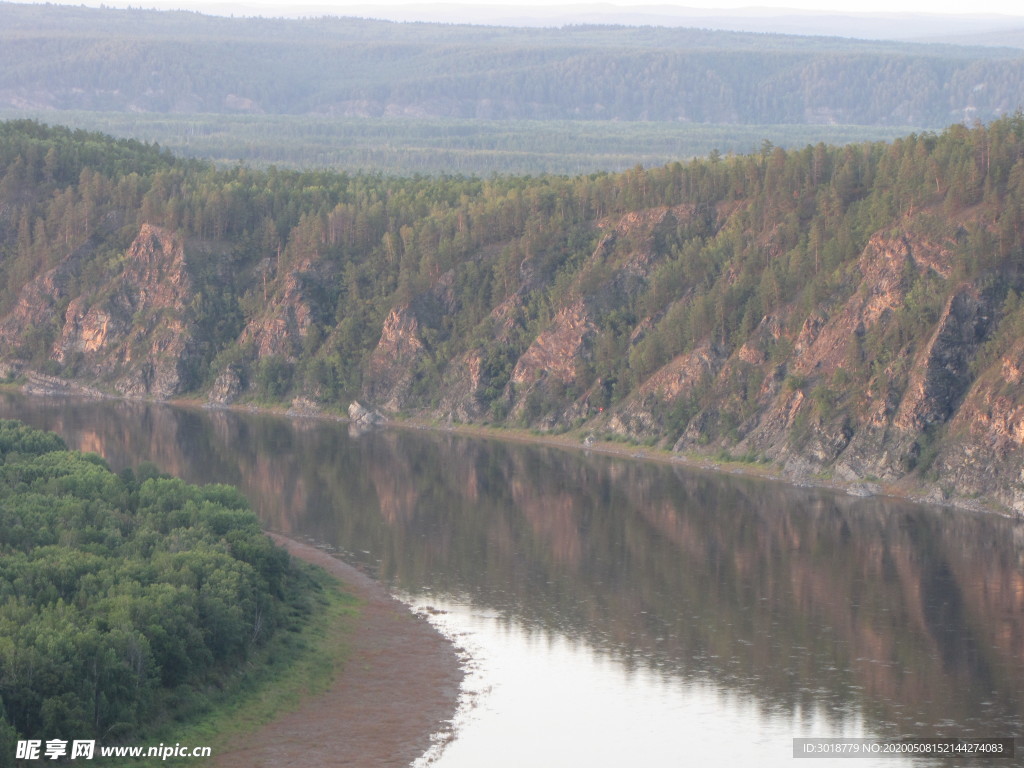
[1, 392, 1021, 767]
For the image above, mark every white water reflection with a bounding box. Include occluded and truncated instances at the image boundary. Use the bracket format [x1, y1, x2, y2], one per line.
[403, 595, 919, 768]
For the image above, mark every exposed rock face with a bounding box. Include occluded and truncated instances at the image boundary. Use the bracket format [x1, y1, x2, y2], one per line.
[609, 342, 726, 442]
[653, 236, 945, 475]
[489, 205, 691, 429]
[363, 305, 428, 412]
[792, 234, 920, 377]
[432, 254, 540, 423]
[928, 331, 1024, 511]
[505, 300, 597, 426]
[0, 224, 202, 399]
[0, 242, 89, 356]
[823, 250, 992, 483]
[208, 364, 245, 406]
[362, 268, 463, 414]
[21, 372, 106, 399]
[334, 205, 1024, 510]
[672, 314, 788, 452]
[436, 351, 486, 423]
[5, 196, 1024, 510]
[545, 228, 1006, 507]
[510, 301, 594, 390]
[49, 224, 200, 399]
[893, 286, 992, 433]
[237, 256, 329, 360]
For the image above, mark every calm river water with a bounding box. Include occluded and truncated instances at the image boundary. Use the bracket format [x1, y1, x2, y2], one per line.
[1, 392, 1021, 767]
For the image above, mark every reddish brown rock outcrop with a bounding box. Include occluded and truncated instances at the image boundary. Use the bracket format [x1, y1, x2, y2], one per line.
[236, 256, 328, 361]
[48, 224, 199, 398]
[363, 305, 428, 412]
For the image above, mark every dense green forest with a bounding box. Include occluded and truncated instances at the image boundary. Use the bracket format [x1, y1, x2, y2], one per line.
[4, 117, 1024, 506]
[1, 3, 1023, 174]
[0, 419, 321, 759]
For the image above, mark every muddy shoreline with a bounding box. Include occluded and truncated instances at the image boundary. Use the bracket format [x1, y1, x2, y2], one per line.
[213, 534, 464, 768]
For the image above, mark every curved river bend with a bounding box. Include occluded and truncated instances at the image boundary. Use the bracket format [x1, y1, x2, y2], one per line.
[2, 393, 1021, 767]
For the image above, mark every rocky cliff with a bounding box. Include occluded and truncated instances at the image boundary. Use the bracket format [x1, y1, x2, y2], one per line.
[6, 119, 1024, 513]
[1, 224, 203, 398]
[53, 224, 203, 398]
[2, 209, 1022, 512]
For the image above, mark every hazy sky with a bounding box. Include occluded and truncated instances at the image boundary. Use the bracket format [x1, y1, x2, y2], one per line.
[5, 0, 1024, 15]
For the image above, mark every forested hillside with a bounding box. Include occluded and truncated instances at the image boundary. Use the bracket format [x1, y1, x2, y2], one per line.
[0, 419, 322, 758]
[4, 119, 1024, 511]
[1, 3, 1022, 126]
[5, 3, 1022, 174]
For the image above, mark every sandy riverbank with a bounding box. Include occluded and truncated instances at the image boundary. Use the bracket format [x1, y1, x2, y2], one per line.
[213, 534, 463, 768]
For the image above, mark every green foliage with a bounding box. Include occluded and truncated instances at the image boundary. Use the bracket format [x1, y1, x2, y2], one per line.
[0, 419, 66, 456]
[255, 355, 294, 400]
[0, 422, 302, 749]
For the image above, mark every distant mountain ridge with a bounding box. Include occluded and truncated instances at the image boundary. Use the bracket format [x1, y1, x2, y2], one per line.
[335, 4, 1024, 44]
[1, 2, 1023, 127]
[11, 1, 1024, 44]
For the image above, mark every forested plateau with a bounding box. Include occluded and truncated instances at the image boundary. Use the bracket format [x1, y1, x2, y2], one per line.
[5, 119, 1024, 511]
[0, 419, 327, 760]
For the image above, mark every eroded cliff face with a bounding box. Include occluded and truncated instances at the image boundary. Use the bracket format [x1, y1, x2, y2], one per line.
[0, 241, 90, 367]
[356, 262, 466, 413]
[262, 206, 1024, 510]
[488, 205, 693, 429]
[4, 204, 1024, 511]
[236, 256, 330, 360]
[608, 341, 726, 440]
[335, 208, 1019, 510]
[0, 225, 200, 398]
[57, 225, 203, 398]
[928, 334, 1024, 510]
[504, 300, 597, 427]
[715, 234, 977, 479]
[633, 232, 1004, 502]
[363, 305, 428, 412]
